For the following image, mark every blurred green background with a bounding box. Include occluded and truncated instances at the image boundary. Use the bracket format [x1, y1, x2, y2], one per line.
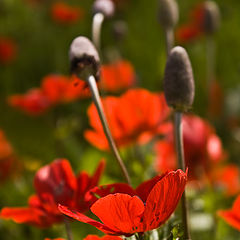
[1, 0, 240, 239]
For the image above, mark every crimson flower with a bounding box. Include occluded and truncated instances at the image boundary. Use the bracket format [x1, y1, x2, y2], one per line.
[8, 89, 51, 115]
[0, 37, 17, 64]
[211, 164, 240, 196]
[100, 60, 136, 92]
[59, 169, 187, 236]
[8, 74, 90, 115]
[175, 3, 205, 43]
[218, 195, 240, 231]
[155, 114, 225, 180]
[51, 2, 84, 24]
[85, 88, 171, 150]
[84, 235, 122, 240]
[1, 159, 105, 227]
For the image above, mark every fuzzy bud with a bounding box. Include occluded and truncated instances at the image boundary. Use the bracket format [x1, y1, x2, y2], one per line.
[69, 36, 100, 80]
[203, 1, 220, 35]
[163, 46, 195, 112]
[158, 0, 179, 30]
[93, 0, 115, 18]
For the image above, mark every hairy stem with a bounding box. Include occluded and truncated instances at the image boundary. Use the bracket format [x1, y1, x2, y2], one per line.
[87, 75, 132, 186]
[64, 217, 73, 240]
[174, 111, 191, 240]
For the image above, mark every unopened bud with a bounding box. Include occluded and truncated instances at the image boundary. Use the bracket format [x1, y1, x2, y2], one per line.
[203, 1, 220, 35]
[158, 0, 179, 30]
[93, 0, 115, 18]
[112, 20, 128, 41]
[69, 36, 100, 80]
[163, 46, 195, 112]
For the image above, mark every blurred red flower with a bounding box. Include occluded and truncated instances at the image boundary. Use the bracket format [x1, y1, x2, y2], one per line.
[100, 60, 136, 92]
[84, 235, 122, 240]
[176, 3, 206, 43]
[218, 195, 240, 231]
[8, 89, 51, 116]
[8, 74, 90, 115]
[155, 115, 225, 180]
[85, 88, 171, 150]
[1, 159, 105, 227]
[0, 37, 17, 64]
[211, 164, 240, 196]
[59, 169, 187, 236]
[51, 2, 84, 24]
[0, 130, 19, 183]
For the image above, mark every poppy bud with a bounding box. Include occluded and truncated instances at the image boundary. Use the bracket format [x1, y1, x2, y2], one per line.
[203, 1, 220, 35]
[93, 0, 115, 18]
[163, 46, 195, 112]
[69, 36, 100, 80]
[158, 0, 179, 29]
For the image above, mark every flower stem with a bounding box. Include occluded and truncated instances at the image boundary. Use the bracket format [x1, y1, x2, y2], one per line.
[165, 27, 174, 56]
[174, 111, 191, 240]
[64, 217, 73, 240]
[87, 75, 132, 186]
[92, 13, 104, 50]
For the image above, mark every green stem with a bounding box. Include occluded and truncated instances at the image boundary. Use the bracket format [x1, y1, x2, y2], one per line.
[174, 111, 191, 240]
[87, 75, 132, 186]
[64, 217, 73, 240]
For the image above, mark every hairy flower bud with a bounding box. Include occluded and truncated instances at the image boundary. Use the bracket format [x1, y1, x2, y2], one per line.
[93, 0, 115, 18]
[69, 36, 100, 80]
[163, 46, 195, 112]
[158, 0, 178, 29]
[203, 1, 220, 35]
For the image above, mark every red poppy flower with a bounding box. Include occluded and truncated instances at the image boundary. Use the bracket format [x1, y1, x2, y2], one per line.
[0, 37, 17, 64]
[8, 89, 51, 116]
[175, 3, 206, 43]
[100, 60, 136, 92]
[59, 169, 187, 236]
[211, 164, 240, 196]
[84, 235, 122, 240]
[218, 195, 240, 231]
[155, 114, 225, 180]
[85, 88, 171, 150]
[1, 159, 105, 227]
[51, 2, 84, 24]
[41, 74, 90, 103]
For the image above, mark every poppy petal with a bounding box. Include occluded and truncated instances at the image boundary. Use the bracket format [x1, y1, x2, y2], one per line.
[142, 170, 187, 231]
[91, 193, 145, 234]
[58, 204, 118, 235]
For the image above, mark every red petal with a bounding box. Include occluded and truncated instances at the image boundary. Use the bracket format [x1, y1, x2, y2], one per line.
[91, 193, 145, 234]
[34, 159, 77, 206]
[58, 204, 118, 235]
[142, 170, 187, 231]
[84, 235, 122, 240]
[89, 159, 106, 189]
[85, 183, 136, 204]
[135, 174, 168, 203]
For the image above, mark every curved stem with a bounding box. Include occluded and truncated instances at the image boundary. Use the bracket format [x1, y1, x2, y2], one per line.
[64, 217, 73, 240]
[87, 75, 132, 186]
[165, 27, 174, 56]
[92, 13, 105, 50]
[174, 111, 191, 240]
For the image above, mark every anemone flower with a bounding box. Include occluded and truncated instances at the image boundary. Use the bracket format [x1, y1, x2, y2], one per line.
[59, 169, 187, 236]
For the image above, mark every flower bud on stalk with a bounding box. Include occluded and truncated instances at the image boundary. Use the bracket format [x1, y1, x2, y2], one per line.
[163, 46, 194, 240]
[203, 1, 220, 35]
[163, 46, 195, 112]
[158, 0, 178, 30]
[69, 36, 131, 186]
[93, 0, 115, 18]
[69, 36, 100, 81]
